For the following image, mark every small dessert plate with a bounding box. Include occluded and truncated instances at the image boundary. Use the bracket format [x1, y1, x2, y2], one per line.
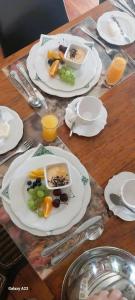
[0, 106, 23, 155]
[104, 171, 135, 221]
[65, 98, 107, 137]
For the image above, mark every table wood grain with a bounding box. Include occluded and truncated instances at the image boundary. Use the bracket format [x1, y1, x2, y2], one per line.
[0, 1, 135, 300]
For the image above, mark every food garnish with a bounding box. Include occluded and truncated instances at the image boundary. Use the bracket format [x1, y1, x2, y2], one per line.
[49, 60, 60, 77]
[59, 66, 75, 85]
[43, 196, 53, 218]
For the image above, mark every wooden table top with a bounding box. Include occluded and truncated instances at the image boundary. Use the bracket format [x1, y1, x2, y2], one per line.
[0, 1, 135, 300]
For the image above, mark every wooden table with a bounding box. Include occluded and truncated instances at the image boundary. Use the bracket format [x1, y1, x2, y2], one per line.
[0, 1, 135, 300]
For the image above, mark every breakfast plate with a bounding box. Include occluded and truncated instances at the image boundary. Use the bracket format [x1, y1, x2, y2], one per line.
[27, 39, 102, 98]
[35, 34, 97, 92]
[65, 98, 107, 137]
[7, 155, 84, 231]
[1, 145, 91, 236]
[97, 11, 135, 46]
[0, 106, 23, 154]
[104, 171, 135, 221]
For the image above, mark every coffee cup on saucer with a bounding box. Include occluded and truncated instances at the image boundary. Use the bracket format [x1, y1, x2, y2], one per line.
[76, 96, 102, 124]
[121, 179, 135, 210]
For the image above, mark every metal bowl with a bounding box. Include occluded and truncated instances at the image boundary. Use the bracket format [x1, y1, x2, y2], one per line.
[61, 246, 135, 300]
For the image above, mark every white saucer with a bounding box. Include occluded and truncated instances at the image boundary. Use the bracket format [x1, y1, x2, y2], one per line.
[0, 106, 23, 155]
[104, 171, 135, 221]
[97, 11, 135, 46]
[65, 97, 107, 137]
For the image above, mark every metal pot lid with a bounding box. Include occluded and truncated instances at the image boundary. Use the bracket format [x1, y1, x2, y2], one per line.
[61, 246, 135, 300]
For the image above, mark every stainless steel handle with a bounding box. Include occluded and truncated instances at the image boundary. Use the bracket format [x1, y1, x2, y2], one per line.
[116, 0, 135, 17]
[51, 236, 86, 265]
[42, 234, 75, 257]
[81, 27, 107, 50]
[0, 151, 18, 166]
[10, 71, 31, 98]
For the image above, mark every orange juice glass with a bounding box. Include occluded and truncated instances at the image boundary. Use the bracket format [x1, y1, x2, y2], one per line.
[106, 56, 127, 86]
[41, 114, 58, 142]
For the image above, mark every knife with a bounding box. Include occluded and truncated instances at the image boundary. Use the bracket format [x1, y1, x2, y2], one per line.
[41, 215, 102, 257]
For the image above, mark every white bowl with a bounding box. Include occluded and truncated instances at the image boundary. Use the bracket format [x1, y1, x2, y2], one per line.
[121, 179, 135, 209]
[44, 162, 72, 190]
[64, 43, 89, 70]
[77, 96, 102, 123]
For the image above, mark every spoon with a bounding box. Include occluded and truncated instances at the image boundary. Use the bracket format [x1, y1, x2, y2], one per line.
[110, 193, 135, 214]
[10, 70, 42, 108]
[51, 224, 104, 265]
[69, 102, 78, 137]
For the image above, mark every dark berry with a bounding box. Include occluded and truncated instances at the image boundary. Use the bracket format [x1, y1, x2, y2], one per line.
[36, 178, 41, 185]
[48, 59, 55, 66]
[59, 45, 67, 53]
[60, 193, 68, 202]
[27, 180, 32, 186]
[32, 182, 37, 188]
[53, 189, 62, 196]
[52, 199, 60, 208]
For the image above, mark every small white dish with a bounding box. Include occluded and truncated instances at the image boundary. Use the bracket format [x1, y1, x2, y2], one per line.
[77, 96, 102, 124]
[104, 171, 135, 221]
[121, 179, 135, 210]
[45, 162, 72, 190]
[65, 97, 107, 137]
[0, 106, 23, 155]
[64, 43, 89, 70]
[97, 11, 135, 46]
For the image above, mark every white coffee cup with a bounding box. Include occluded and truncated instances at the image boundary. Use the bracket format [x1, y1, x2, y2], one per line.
[121, 179, 135, 209]
[77, 96, 102, 124]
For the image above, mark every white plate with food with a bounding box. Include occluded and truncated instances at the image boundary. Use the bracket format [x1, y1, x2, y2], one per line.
[35, 34, 97, 92]
[97, 11, 135, 46]
[27, 41, 102, 98]
[0, 106, 23, 154]
[1, 145, 91, 235]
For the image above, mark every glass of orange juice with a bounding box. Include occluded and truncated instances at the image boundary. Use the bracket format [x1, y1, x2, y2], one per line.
[106, 55, 127, 86]
[41, 114, 58, 142]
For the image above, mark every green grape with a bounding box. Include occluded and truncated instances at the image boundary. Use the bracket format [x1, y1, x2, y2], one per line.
[36, 190, 45, 198]
[59, 66, 75, 85]
[28, 198, 37, 211]
[28, 188, 35, 195]
[37, 209, 44, 218]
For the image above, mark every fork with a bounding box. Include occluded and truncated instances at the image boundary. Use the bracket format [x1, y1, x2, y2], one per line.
[0, 139, 34, 166]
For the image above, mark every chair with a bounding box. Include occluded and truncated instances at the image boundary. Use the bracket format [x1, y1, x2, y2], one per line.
[0, 0, 68, 57]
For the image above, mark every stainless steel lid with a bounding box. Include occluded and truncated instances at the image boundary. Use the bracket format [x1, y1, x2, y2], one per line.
[61, 246, 135, 300]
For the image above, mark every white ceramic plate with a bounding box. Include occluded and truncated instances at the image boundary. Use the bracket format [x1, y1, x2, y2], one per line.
[2, 146, 91, 236]
[0, 106, 23, 154]
[104, 171, 135, 221]
[65, 97, 107, 137]
[97, 11, 135, 46]
[8, 155, 84, 231]
[27, 42, 102, 98]
[35, 34, 97, 92]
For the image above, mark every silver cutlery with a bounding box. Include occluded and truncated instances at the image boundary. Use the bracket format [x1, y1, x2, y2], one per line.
[51, 223, 104, 266]
[116, 0, 135, 17]
[80, 25, 135, 66]
[110, 193, 135, 213]
[80, 25, 118, 58]
[0, 139, 34, 166]
[41, 215, 102, 257]
[69, 103, 78, 137]
[111, 15, 131, 43]
[10, 70, 42, 108]
[16, 63, 48, 110]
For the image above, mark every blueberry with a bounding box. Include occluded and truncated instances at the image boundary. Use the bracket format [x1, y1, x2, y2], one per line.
[36, 178, 41, 185]
[27, 180, 32, 186]
[32, 182, 37, 188]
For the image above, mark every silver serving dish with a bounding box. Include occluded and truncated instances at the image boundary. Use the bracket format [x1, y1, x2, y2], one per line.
[61, 247, 135, 300]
